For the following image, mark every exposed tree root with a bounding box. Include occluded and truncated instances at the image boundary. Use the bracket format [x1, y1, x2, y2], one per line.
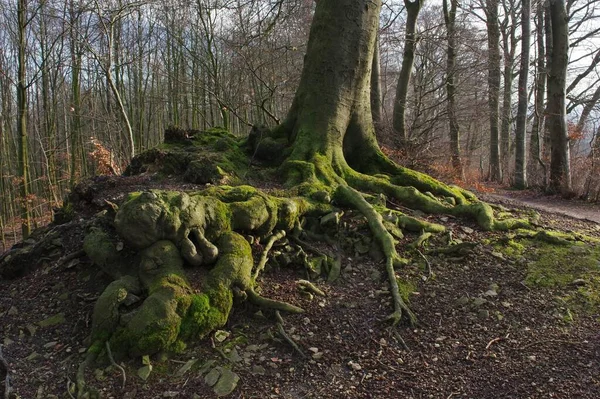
[275, 311, 306, 358]
[253, 230, 286, 281]
[246, 289, 304, 314]
[334, 185, 417, 326]
[0, 344, 12, 399]
[297, 279, 326, 297]
[426, 242, 479, 256]
[105, 342, 126, 391]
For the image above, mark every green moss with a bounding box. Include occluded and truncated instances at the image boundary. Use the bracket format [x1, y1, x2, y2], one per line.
[524, 239, 600, 315]
[396, 278, 417, 303]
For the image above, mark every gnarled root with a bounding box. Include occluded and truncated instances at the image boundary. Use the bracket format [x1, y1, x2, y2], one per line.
[334, 185, 416, 326]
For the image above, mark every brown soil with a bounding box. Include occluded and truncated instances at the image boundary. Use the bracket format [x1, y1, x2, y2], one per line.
[1, 176, 600, 399]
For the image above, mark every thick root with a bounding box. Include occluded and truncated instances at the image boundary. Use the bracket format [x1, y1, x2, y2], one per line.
[334, 185, 416, 326]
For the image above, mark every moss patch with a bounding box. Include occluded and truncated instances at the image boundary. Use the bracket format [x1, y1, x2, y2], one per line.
[523, 239, 600, 315]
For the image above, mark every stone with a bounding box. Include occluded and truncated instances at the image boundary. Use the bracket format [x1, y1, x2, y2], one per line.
[204, 368, 221, 387]
[213, 368, 240, 397]
[38, 313, 65, 327]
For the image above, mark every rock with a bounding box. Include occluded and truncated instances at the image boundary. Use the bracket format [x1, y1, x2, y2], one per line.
[482, 290, 498, 298]
[198, 360, 217, 375]
[174, 359, 198, 377]
[26, 324, 37, 336]
[43, 341, 58, 349]
[38, 313, 65, 327]
[226, 348, 242, 363]
[472, 297, 487, 307]
[213, 369, 240, 397]
[3, 337, 13, 346]
[571, 279, 587, 286]
[461, 226, 474, 234]
[312, 352, 323, 360]
[478, 310, 489, 319]
[137, 365, 152, 381]
[456, 296, 470, 306]
[320, 211, 341, 228]
[162, 391, 179, 397]
[204, 368, 221, 387]
[348, 361, 362, 371]
[214, 330, 230, 343]
[251, 365, 266, 375]
[7, 306, 18, 315]
[491, 251, 505, 260]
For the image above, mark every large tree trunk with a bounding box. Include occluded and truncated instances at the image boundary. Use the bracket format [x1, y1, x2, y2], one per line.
[392, 0, 422, 143]
[443, 0, 463, 177]
[547, 0, 571, 194]
[271, 0, 381, 173]
[486, 0, 502, 182]
[513, 0, 531, 189]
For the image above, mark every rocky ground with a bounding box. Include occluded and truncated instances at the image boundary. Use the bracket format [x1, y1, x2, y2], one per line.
[1, 175, 600, 399]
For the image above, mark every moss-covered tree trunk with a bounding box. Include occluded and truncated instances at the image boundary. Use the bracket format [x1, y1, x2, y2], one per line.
[270, 0, 381, 173]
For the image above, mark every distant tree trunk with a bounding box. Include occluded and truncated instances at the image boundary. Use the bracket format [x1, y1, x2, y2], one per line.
[547, 0, 571, 193]
[575, 85, 600, 137]
[443, 0, 463, 177]
[371, 32, 383, 125]
[69, 0, 84, 185]
[500, 9, 517, 179]
[17, 0, 31, 239]
[529, 0, 547, 185]
[392, 0, 422, 143]
[486, 0, 502, 181]
[513, 0, 530, 189]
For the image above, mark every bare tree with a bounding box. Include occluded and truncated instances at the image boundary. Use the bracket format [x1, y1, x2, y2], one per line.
[547, 0, 571, 193]
[513, 0, 530, 189]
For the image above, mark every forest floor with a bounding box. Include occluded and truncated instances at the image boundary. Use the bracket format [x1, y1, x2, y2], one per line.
[1, 175, 600, 399]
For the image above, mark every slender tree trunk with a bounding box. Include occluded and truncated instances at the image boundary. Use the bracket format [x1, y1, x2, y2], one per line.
[69, 0, 83, 185]
[486, 0, 502, 181]
[575, 85, 600, 137]
[513, 0, 531, 189]
[547, 0, 571, 193]
[17, 0, 31, 239]
[392, 0, 422, 143]
[529, 0, 547, 185]
[371, 32, 383, 125]
[443, 0, 463, 177]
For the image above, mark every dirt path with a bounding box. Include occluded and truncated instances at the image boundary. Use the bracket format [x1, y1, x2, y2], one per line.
[482, 191, 600, 224]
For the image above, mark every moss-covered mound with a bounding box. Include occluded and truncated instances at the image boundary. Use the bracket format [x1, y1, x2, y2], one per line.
[124, 127, 248, 185]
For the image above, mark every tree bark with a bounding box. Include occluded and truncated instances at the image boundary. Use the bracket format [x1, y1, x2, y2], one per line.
[17, 0, 31, 239]
[486, 0, 502, 182]
[547, 0, 571, 194]
[529, 0, 547, 185]
[392, 0, 422, 143]
[371, 32, 383, 125]
[513, 0, 531, 189]
[443, 0, 463, 177]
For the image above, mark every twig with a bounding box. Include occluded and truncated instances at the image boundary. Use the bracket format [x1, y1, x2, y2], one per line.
[416, 249, 432, 280]
[485, 337, 503, 350]
[105, 341, 126, 390]
[275, 311, 306, 358]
